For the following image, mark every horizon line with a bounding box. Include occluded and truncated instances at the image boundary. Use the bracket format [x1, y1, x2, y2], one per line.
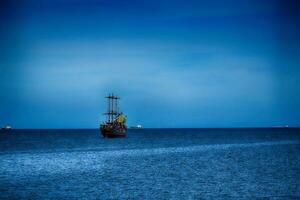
[3, 127, 299, 130]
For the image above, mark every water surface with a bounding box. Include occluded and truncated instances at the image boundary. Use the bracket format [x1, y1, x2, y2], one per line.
[0, 128, 300, 199]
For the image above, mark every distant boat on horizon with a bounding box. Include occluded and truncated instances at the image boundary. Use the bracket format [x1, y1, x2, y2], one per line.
[272, 125, 289, 128]
[100, 94, 127, 138]
[1, 124, 12, 132]
[130, 125, 143, 129]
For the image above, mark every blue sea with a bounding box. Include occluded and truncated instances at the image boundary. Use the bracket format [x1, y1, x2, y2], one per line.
[0, 128, 300, 199]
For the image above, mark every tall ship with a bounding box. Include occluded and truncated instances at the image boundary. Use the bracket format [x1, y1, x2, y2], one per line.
[100, 94, 127, 138]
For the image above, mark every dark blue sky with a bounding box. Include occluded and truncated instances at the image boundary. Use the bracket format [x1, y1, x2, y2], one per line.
[1, 0, 300, 128]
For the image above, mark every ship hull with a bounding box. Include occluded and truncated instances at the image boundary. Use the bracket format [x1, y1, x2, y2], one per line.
[100, 124, 126, 138]
[102, 132, 126, 138]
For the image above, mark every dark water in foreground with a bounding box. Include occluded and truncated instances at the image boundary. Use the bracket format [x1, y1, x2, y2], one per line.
[0, 128, 300, 199]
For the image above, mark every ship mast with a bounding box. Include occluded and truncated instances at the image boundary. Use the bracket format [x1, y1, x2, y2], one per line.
[105, 94, 120, 123]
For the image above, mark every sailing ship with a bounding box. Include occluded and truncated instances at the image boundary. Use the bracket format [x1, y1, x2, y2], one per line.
[100, 94, 127, 138]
